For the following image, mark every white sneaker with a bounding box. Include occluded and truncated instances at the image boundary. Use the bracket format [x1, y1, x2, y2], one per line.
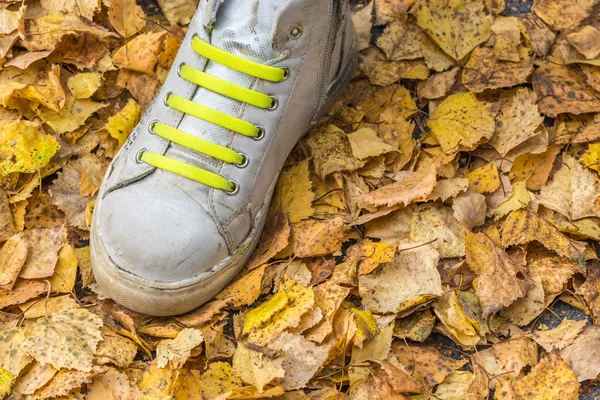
[91, 0, 357, 316]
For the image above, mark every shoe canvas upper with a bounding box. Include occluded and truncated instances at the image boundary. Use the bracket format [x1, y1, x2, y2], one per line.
[94, 0, 356, 284]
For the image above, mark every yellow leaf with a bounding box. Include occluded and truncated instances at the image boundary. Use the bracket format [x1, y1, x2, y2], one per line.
[18, 295, 78, 319]
[354, 240, 397, 275]
[232, 342, 284, 392]
[0, 327, 32, 376]
[12, 362, 57, 396]
[21, 307, 103, 372]
[47, 243, 78, 293]
[501, 274, 545, 326]
[359, 242, 442, 313]
[512, 355, 579, 400]
[490, 88, 544, 156]
[466, 162, 500, 193]
[108, 0, 147, 38]
[537, 154, 600, 220]
[29, 369, 91, 400]
[462, 47, 534, 93]
[412, 0, 492, 60]
[155, 328, 204, 369]
[581, 142, 600, 174]
[351, 308, 380, 346]
[67, 72, 102, 99]
[0, 234, 28, 290]
[532, 319, 587, 353]
[434, 290, 480, 348]
[432, 370, 487, 400]
[95, 327, 138, 368]
[139, 362, 175, 399]
[410, 203, 466, 258]
[18, 225, 66, 279]
[576, 265, 600, 324]
[304, 124, 364, 179]
[509, 145, 561, 190]
[532, 0, 596, 31]
[347, 127, 397, 160]
[36, 97, 105, 135]
[291, 217, 344, 258]
[494, 181, 532, 219]
[428, 92, 495, 153]
[243, 277, 314, 346]
[528, 251, 583, 295]
[112, 32, 167, 74]
[0, 120, 60, 175]
[502, 209, 586, 264]
[200, 362, 243, 399]
[0, 280, 49, 310]
[567, 25, 600, 60]
[466, 232, 532, 316]
[271, 159, 314, 223]
[0, 368, 13, 398]
[75, 246, 93, 287]
[105, 98, 141, 147]
[559, 325, 600, 382]
[358, 165, 437, 208]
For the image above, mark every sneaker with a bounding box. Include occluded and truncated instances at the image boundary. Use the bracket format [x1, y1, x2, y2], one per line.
[91, 0, 357, 316]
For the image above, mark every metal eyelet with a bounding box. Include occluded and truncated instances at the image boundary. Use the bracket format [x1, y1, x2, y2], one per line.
[253, 126, 265, 141]
[281, 68, 290, 81]
[268, 96, 279, 111]
[148, 120, 159, 135]
[177, 63, 186, 77]
[163, 92, 173, 107]
[290, 25, 303, 40]
[225, 180, 240, 195]
[136, 149, 147, 163]
[190, 32, 200, 46]
[235, 153, 249, 168]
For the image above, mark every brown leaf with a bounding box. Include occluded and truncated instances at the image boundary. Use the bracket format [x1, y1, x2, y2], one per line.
[532, 0, 597, 31]
[0, 189, 16, 241]
[532, 63, 600, 117]
[18, 225, 66, 279]
[576, 261, 600, 324]
[358, 165, 436, 208]
[112, 32, 167, 75]
[559, 325, 600, 382]
[0, 235, 27, 290]
[305, 124, 364, 179]
[463, 47, 534, 93]
[292, 217, 344, 258]
[0, 280, 49, 310]
[108, 0, 147, 38]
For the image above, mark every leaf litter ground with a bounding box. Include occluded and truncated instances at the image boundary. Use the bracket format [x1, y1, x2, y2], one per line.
[0, 0, 600, 398]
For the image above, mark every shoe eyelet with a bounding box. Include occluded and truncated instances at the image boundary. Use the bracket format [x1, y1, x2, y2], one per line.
[163, 91, 173, 107]
[225, 180, 240, 195]
[190, 32, 200, 46]
[136, 149, 147, 164]
[253, 126, 265, 141]
[290, 25, 303, 40]
[148, 120, 159, 135]
[177, 63, 186, 77]
[281, 68, 290, 81]
[235, 153, 249, 168]
[268, 96, 279, 111]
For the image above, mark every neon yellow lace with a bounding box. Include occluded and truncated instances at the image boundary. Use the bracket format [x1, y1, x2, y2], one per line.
[139, 35, 287, 193]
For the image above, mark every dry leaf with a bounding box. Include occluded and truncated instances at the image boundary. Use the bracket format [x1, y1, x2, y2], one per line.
[156, 328, 204, 369]
[305, 124, 364, 179]
[412, 0, 492, 60]
[559, 325, 600, 382]
[0, 235, 27, 290]
[512, 355, 579, 400]
[292, 217, 344, 258]
[537, 154, 600, 220]
[428, 92, 495, 153]
[466, 162, 501, 193]
[271, 159, 314, 224]
[532, 0, 597, 31]
[0, 120, 60, 175]
[108, 0, 146, 38]
[18, 225, 66, 279]
[21, 307, 103, 372]
[410, 203, 466, 258]
[532, 318, 587, 352]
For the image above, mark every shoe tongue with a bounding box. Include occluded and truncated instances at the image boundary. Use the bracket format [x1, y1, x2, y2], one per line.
[171, 0, 285, 173]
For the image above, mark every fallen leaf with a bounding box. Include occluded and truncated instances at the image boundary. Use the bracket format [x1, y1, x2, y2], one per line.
[576, 262, 600, 324]
[47, 243, 77, 293]
[108, 0, 147, 38]
[474, 337, 538, 388]
[434, 290, 481, 347]
[347, 127, 397, 160]
[532, 63, 600, 117]
[0, 327, 32, 376]
[243, 277, 314, 346]
[19, 295, 78, 319]
[292, 217, 344, 258]
[359, 242, 442, 313]
[95, 328, 138, 369]
[29, 369, 92, 400]
[0, 280, 49, 310]
[410, 203, 466, 258]
[105, 98, 141, 147]
[156, 328, 204, 369]
[21, 307, 103, 371]
[412, 0, 492, 60]
[417, 67, 460, 99]
[0, 235, 27, 290]
[112, 32, 167, 75]
[353, 1, 374, 51]
[305, 124, 364, 179]
[354, 240, 397, 275]
[559, 325, 600, 382]
[156, 0, 198, 25]
[0, 120, 60, 175]
[466, 162, 501, 193]
[466, 232, 532, 316]
[11, 363, 56, 396]
[271, 159, 314, 224]
[502, 209, 586, 264]
[200, 362, 243, 399]
[18, 225, 66, 279]
[432, 370, 488, 400]
[490, 88, 544, 156]
[532, 318, 587, 352]
[501, 275, 545, 326]
[509, 145, 561, 190]
[67, 72, 102, 99]
[581, 142, 600, 174]
[512, 355, 579, 400]
[391, 343, 467, 389]
[232, 342, 284, 392]
[528, 251, 583, 295]
[462, 47, 534, 93]
[537, 154, 600, 220]
[532, 0, 597, 31]
[428, 92, 495, 153]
